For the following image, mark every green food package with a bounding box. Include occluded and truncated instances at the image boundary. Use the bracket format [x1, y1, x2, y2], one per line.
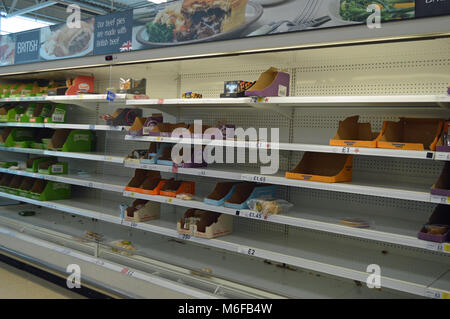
[44, 104, 67, 123]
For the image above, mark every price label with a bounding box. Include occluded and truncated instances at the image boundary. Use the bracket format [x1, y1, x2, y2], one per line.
[248, 212, 265, 220]
[172, 167, 178, 173]
[129, 192, 135, 197]
[199, 170, 206, 176]
[121, 268, 134, 276]
[430, 195, 450, 204]
[89, 125, 95, 130]
[156, 137, 162, 141]
[239, 246, 257, 256]
[178, 233, 191, 240]
[167, 198, 173, 203]
[129, 221, 138, 228]
[94, 259, 105, 266]
[425, 289, 442, 299]
[435, 153, 450, 161]
[157, 98, 164, 104]
[257, 141, 268, 149]
[341, 147, 351, 154]
[252, 175, 266, 183]
[60, 248, 71, 255]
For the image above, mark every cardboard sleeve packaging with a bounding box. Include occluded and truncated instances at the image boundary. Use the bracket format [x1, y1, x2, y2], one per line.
[418, 204, 450, 243]
[177, 209, 233, 239]
[159, 179, 195, 198]
[0, 174, 14, 192]
[376, 118, 444, 151]
[29, 180, 71, 201]
[106, 108, 143, 126]
[204, 182, 239, 206]
[125, 169, 162, 194]
[125, 199, 160, 222]
[147, 122, 188, 137]
[0, 128, 36, 147]
[436, 121, 450, 152]
[38, 161, 68, 175]
[5, 175, 24, 195]
[47, 129, 94, 152]
[329, 115, 379, 148]
[431, 162, 450, 197]
[244, 67, 290, 97]
[18, 177, 37, 197]
[286, 152, 353, 183]
[223, 182, 277, 209]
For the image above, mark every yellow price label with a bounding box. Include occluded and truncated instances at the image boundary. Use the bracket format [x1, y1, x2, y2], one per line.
[130, 192, 135, 197]
[444, 244, 450, 252]
[443, 292, 450, 299]
[167, 198, 173, 203]
[156, 137, 161, 141]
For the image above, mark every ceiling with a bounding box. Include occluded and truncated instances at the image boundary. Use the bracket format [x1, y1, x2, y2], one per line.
[0, 0, 163, 24]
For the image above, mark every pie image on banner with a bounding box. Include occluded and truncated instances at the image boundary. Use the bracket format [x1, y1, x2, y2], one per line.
[40, 18, 95, 60]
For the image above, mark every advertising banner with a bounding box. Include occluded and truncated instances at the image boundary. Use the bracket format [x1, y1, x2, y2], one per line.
[131, 0, 421, 50]
[1, 0, 450, 67]
[14, 30, 40, 64]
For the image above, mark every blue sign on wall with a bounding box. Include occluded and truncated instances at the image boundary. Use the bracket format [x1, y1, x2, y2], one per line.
[14, 30, 40, 64]
[94, 10, 134, 55]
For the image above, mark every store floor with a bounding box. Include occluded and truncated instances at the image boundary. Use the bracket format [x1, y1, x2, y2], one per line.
[0, 261, 85, 299]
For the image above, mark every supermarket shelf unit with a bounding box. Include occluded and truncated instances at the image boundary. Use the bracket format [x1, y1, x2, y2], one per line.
[0, 162, 448, 256]
[0, 34, 449, 298]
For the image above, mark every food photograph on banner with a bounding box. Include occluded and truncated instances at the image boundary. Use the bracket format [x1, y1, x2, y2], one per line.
[0, 34, 15, 66]
[131, 0, 417, 49]
[39, 18, 95, 61]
